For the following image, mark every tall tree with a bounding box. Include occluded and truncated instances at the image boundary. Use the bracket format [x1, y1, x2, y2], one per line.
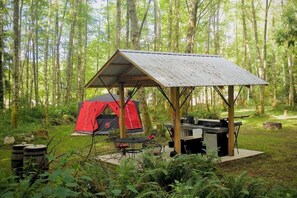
[53, 0, 68, 105]
[125, 0, 130, 48]
[0, 0, 4, 110]
[65, 0, 78, 104]
[251, 0, 264, 113]
[277, 0, 297, 106]
[11, 0, 20, 128]
[185, 0, 198, 53]
[241, 0, 252, 106]
[167, 0, 173, 51]
[173, 0, 180, 52]
[44, 0, 52, 126]
[31, 0, 39, 106]
[116, 0, 121, 49]
[128, 0, 153, 134]
[77, 0, 88, 101]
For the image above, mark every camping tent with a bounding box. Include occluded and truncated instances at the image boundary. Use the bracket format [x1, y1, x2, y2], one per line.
[74, 93, 143, 135]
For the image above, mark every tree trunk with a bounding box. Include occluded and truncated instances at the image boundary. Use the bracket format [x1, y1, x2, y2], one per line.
[167, 0, 173, 51]
[65, 0, 78, 104]
[77, 0, 87, 102]
[185, 0, 198, 54]
[128, 0, 152, 134]
[116, 0, 121, 49]
[287, 47, 295, 106]
[0, 0, 4, 110]
[214, 2, 220, 55]
[30, 0, 39, 106]
[33, 0, 39, 106]
[241, 0, 252, 105]
[251, 0, 263, 113]
[44, 0, 52, 127]
[82, 0, 88, 100]
[77, 1, 83, 101]
[107, 0, 111, 57]
[54, 0, 68, 106]
[173, 0, 180, 52]
[12, 0, 20, 128]
[153, 0, 161, 51]
[125, 0, 130, 48]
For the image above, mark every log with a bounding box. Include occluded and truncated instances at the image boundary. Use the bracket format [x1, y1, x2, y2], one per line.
[263, 122, 282, 130]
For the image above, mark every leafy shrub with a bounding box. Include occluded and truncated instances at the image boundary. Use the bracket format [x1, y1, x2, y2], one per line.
[106, 129, 120, 142]
[18, 106, 45, 123]
[189, 105, 221, 119]
[166, 154, 218, 184]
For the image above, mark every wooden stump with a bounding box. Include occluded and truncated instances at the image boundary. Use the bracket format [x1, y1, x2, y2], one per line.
[263, 122, 282, 130]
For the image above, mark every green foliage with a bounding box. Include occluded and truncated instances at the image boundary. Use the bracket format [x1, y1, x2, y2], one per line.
[106, 129, 120, 142]
[0, 103, 78, 143]
[275, 0, 297, 47]
[222, 171, 267, 198]
[166, 154, 218, 184]
[189, 105, 221, 119]
[1, 147, 297, 197]
[19, 106, 45, 123]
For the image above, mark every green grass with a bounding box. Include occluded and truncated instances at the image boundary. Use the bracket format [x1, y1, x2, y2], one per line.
[219, 108, 297, 189]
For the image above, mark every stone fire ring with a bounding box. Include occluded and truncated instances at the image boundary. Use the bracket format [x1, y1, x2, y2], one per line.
[263, 122, 282, 130]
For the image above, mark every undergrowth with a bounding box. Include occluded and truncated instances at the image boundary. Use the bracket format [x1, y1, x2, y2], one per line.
[1, 149, 296, 198]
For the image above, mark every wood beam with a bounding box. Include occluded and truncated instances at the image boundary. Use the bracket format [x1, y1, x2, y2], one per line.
[228, 86, 235, 156]
[172, 87, 181, 153]
[119, 75, 151, 81]
[119, 83, 126, 138]
[100, 75, 150, 80]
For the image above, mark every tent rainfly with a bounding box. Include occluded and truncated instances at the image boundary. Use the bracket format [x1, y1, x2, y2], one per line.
[75, 93, 143, 135]
[85, 49, 268, 156]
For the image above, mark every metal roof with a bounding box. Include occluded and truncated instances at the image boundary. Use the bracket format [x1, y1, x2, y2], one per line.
[86, 49, 268, 88]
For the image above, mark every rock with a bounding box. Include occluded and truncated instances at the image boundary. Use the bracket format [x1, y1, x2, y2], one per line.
[263, 122, 282, 130]
[4, 136, 15, 145]
[33, 129, 49, 139]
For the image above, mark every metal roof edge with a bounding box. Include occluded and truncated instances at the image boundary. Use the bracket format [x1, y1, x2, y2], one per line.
[118, 49, 221, 58]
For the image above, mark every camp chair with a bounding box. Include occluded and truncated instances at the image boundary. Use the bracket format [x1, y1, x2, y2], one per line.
[113, 140, 129, 161]
[143, 130, 163, 155]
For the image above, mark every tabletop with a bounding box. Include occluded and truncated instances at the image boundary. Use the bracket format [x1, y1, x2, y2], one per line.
[115, 137, 149, 144]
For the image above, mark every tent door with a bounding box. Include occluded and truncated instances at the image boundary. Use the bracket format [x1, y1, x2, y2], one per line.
[97, 115, 119, 133]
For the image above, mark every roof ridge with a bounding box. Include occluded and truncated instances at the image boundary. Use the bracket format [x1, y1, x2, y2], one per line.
[118, 49, 221, 58]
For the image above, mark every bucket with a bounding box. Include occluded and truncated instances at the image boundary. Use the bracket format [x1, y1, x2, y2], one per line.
[11, 144, 33, 178]
[23, 144, 49, 176]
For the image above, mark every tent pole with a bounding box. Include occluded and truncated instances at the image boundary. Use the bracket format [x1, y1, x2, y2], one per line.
[228, 86, 235, 156]
[119, 82, 126, 138]
[172, 87, 181, 153]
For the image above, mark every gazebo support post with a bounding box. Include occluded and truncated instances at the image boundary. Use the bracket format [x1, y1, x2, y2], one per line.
[172, 87, 181, 153]
[119, 82, 126, 138]
[228, 86, 235, 156]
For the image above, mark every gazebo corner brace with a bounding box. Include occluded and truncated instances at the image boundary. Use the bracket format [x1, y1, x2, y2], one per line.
[156, 84, 176, 112]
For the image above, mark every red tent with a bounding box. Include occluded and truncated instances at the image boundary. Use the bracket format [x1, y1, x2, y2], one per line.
[74, 94, 143, 135]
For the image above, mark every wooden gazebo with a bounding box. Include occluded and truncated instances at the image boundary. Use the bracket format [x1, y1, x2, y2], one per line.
[86, 49, 268, 156]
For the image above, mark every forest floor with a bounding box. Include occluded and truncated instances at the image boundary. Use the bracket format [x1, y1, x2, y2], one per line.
[0, 107, 296, 189]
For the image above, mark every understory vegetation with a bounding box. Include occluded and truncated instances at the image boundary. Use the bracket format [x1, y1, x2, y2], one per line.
[0, 105, 297, 197]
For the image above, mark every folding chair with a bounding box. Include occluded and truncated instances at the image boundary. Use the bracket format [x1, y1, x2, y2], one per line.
[113, 141, 129, 161]
[143, 130, 163, 155]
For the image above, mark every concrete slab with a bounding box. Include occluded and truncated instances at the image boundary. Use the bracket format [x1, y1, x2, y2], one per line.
[220, 149, 264, 163]
[97, 147, 264, 166]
